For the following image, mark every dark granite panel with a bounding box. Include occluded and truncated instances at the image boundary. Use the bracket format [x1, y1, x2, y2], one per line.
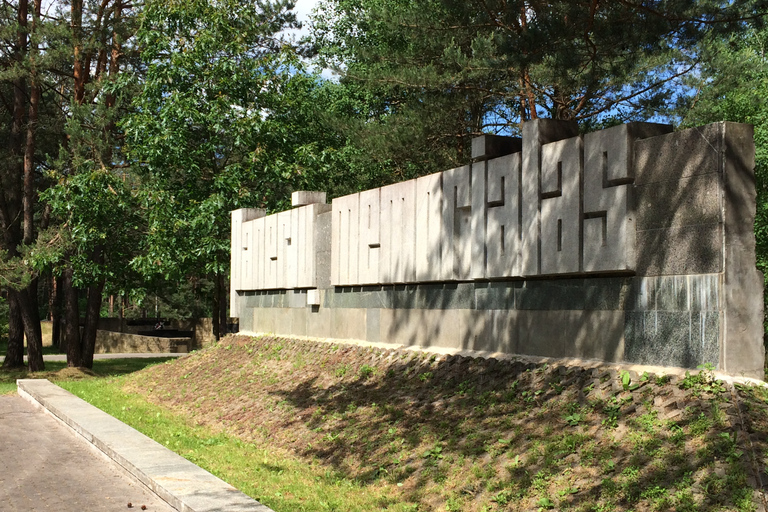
[624, 311, 720, 369]
[392, 283, 475, 310]
[474, 282, 517, 310]
[653, 276, 689, 311]
[635, 225, 722, 276]
[688, 274, 720, 311]
[582, 278, 628, 310]
[625, 277, 656, 312]
[326, 286, 394, 309]
[516, 279, 586, 310]
[692, 311, 721, 367]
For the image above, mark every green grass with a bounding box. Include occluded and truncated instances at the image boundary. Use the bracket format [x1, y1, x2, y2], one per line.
[0, 357, 175, 395]
[60, 377, 418, 512]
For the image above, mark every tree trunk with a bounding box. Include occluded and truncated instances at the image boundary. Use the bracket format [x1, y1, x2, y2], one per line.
[2, 293, 24, 369]
[81, 279, 105, 369]
[72, 0, 85, 105]
[62, 266, 82, 367]
[50, 275, 61, 348]
[18, 282, 44, 371]
[23, 0, 41, 246]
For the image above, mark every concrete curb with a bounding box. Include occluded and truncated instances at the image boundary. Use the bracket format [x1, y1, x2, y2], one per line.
[17, 379, 273, 512]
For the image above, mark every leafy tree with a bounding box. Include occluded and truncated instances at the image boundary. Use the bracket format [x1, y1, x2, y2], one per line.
[311, 0, 762, 177]
[676, 21, 768, 330]
[122, 0, 339, 338]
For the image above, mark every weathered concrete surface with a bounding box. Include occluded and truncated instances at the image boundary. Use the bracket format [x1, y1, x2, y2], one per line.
[94, 330, 190, 354]
[18, 379, 273, 512]
[0, 394, 175, 512]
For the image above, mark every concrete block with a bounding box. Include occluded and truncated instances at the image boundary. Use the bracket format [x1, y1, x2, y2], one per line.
[229, 208, 265, 311]
[241, 219, 256, 290]
[306, 305, 332, 338]
[582, 123, 669, 272]
[635, 174, 721, 231]
[516, 310, 624, 361]
[331, 193, 360, 286]
[441, 165, 472, 280]
[380, 180, 417, 283]
[540, 136, 582, 275]
[366, 308, 381, 343]
[634, 123, 720, 186]
[279, 210, 297, 289]
[252, 216, 266, 290]
[635, 225, 722, 276]
[306, 289, 320, 306]
[358, 188, 381, 284]
[292, 190, 327, 206]
[472, 135, 522, 161]
[521, 119, 578, 276]
[314, 210, 333, 289]
[296, 205, 312, 288]
[486, 152, 521, 278]
[331, 308, 367, 341]
[720, 122, 764, 378]
[470, 161, 487, 279]
[264, 214, 279, 289]
[415, 172, 443, 282]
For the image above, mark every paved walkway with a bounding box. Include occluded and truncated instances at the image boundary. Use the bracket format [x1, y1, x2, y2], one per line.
[0, 394, 175, 511]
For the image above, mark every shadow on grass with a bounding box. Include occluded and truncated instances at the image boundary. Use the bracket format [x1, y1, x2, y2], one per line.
[251, 339, 761, 511]
[0, 357, 176, 395]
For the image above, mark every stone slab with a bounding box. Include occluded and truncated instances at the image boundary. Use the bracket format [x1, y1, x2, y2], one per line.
[18, 379, 272, 512]
[291, 190, 327, 206]
[540, 136, 582, 275]
[358, 188, 381, 284]
[415, 172, 443, 281]
[471, 134, 522, 160]
[441, 165, 472, 280]
[624, 311, 720, 369]
[580, 123, 670, 272]
[635, 224, 723, 276]
[520, 119, 579, 276]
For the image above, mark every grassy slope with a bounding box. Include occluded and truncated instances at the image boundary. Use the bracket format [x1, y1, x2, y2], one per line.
[0, 357, 178, 395]
[66, 335, 768, 512]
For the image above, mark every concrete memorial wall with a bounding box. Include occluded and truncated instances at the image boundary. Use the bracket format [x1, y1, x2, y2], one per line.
[230, 121, 765, 378]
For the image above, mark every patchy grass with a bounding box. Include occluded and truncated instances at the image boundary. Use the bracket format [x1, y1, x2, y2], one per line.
[0, 357, 176, 395]
[60, 376, 416, 512]
[67, 335, 768, 511]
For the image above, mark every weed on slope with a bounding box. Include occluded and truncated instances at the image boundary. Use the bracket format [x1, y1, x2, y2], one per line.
[119, 335, 768, 511]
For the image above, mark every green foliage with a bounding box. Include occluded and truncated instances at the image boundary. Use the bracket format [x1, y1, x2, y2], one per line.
[679, 366, 726, 396]
[39, 169, 142, 289]
[676, 21, 768, 335]
[310, 0, 755, 181]
[122, 0, 323, 283]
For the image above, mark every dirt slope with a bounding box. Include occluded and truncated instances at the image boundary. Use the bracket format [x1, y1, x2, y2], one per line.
[121, 335, 768, 512]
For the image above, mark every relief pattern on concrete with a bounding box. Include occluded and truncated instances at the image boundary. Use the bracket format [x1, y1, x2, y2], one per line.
[328, 121, 671, 286]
